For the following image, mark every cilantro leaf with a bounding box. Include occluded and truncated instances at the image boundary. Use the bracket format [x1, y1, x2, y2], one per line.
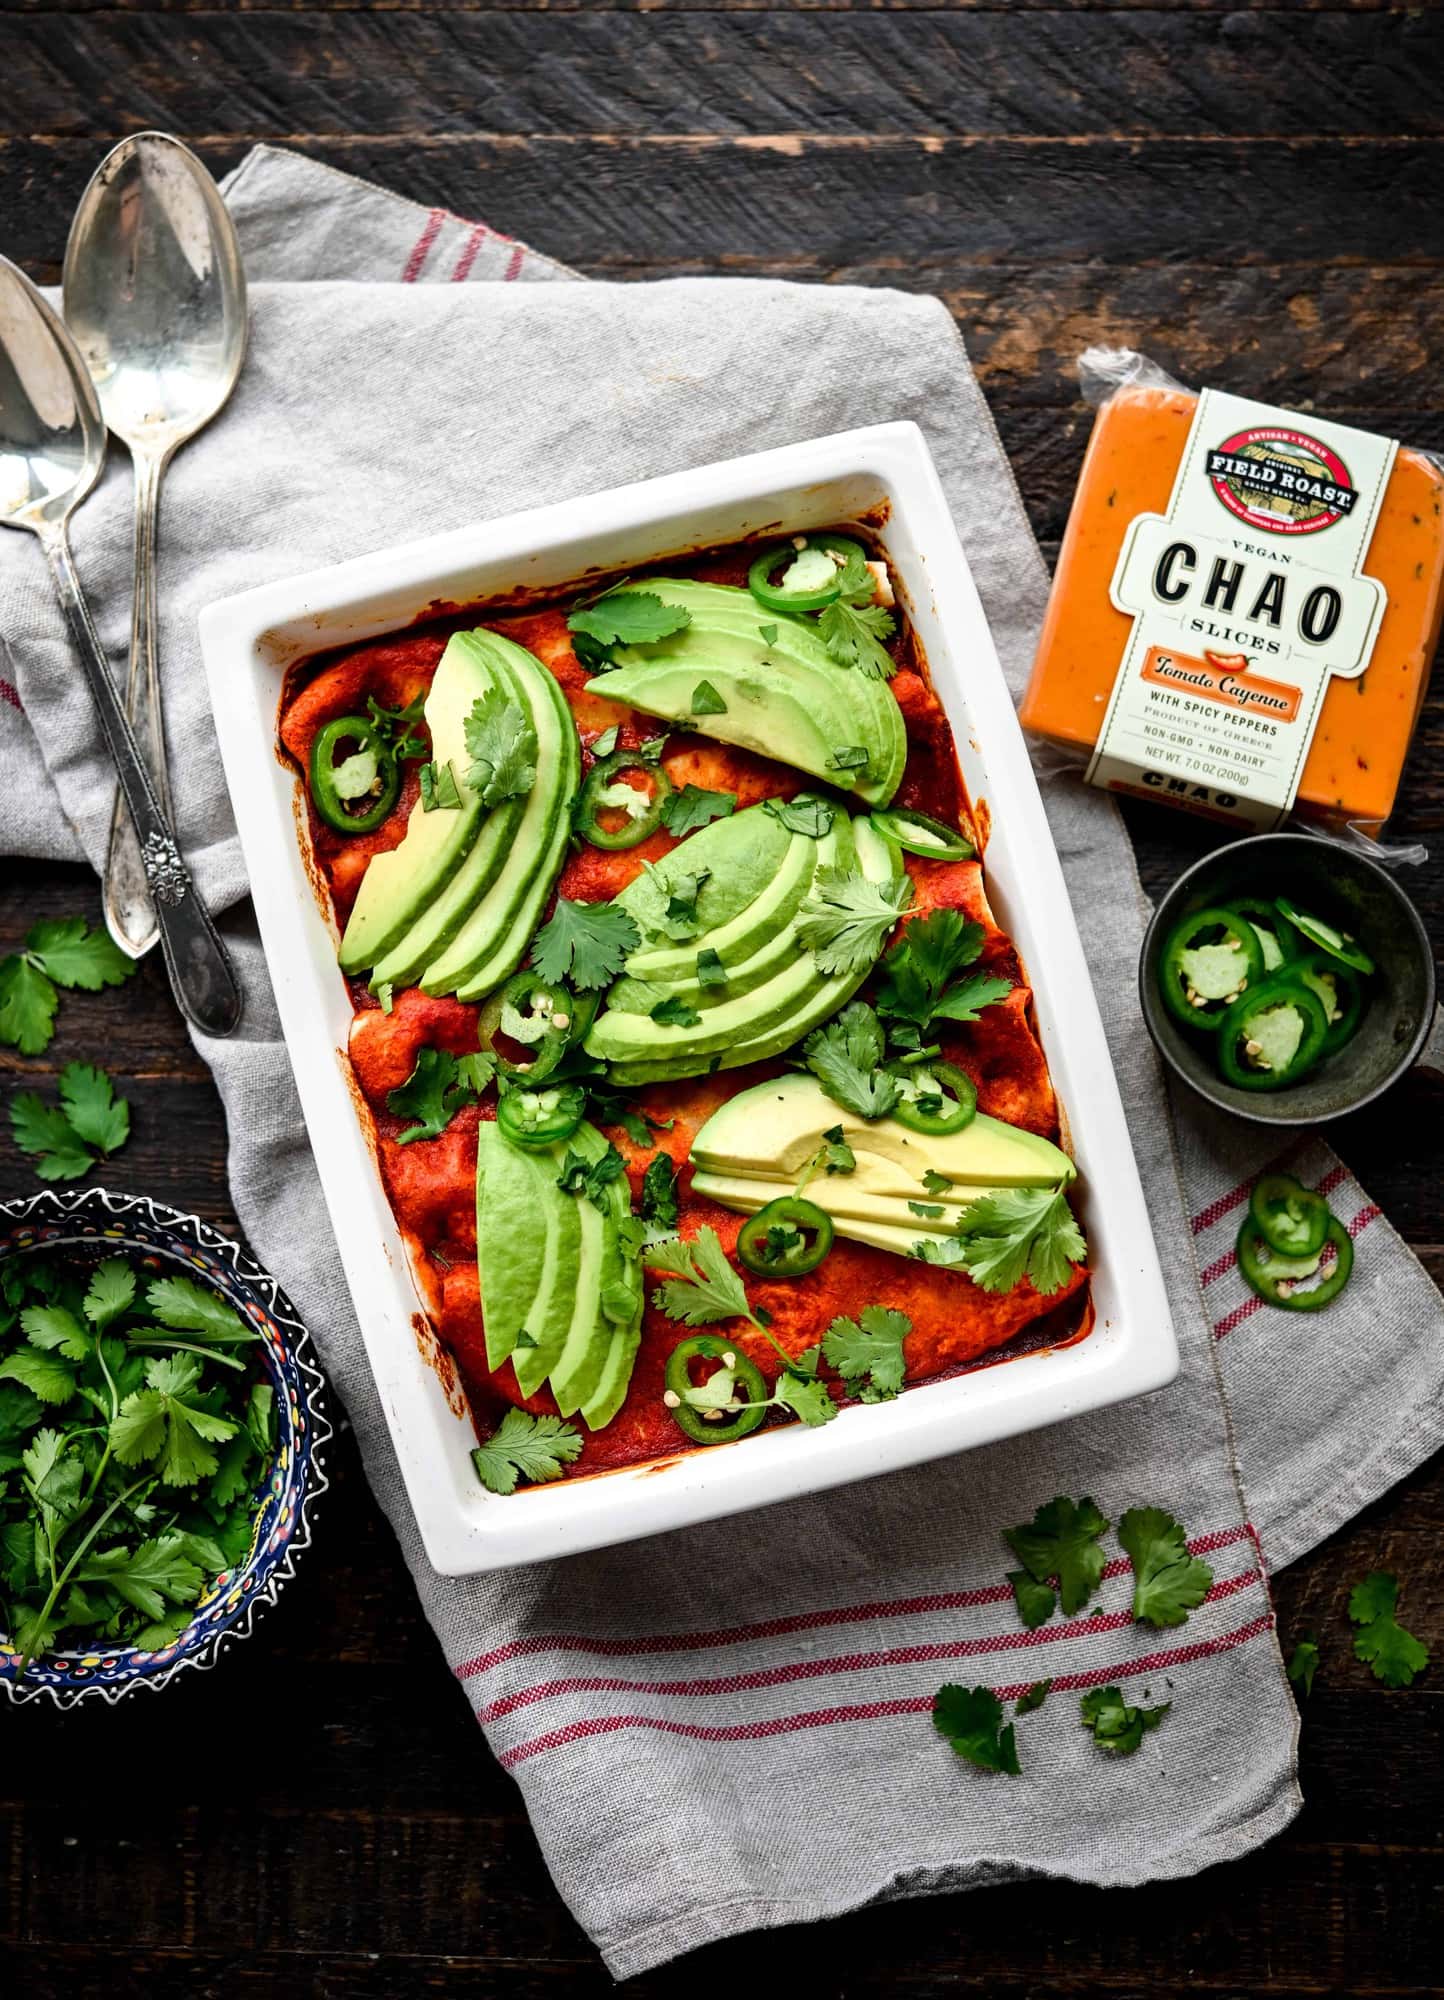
[922, 1169, 951, 1197]
[568, 591, 691, 651]
[73, 1534, 204, 1622]
[1008, 1570, 1059, 1629]
[531, 896, 641, 990]
[386, 1047, 487, 1145]
[1080, 1686, 1170, 1755]
[772, 1368, 838, 1428]
[633, 863, 711, 943]
[690, 680, 727, 716]
[641, 1153, 680, 1232]
[696, 948, 727, 990]
[1004, 1495, 1110, 1617]
[661, 785, 736, 837]
[650, 994, 701, 1029]
[0, 1381, 44, 1443]
[419, 760, 462, 812]
[146, 1273, 253, 1345]
[464, 688, 537, 806]
[949, 1186, 1087, 1297]
[802, 1002, 902, 1120]
[875, 910, 1010, 1037]
[817, 597, 897, 679]
[0, 956, 58, 1055]
[20, 1304, 90, 1362]
[1016, 1679, 1052, 1714]
[929, 973, 1015, 1027]
[84, 1258, 136, 1329]
[1287, 1634, 1320, 1698]
[764, 795, 835, 838]
[1348, 1570, 1430, 1688]
[8, 1092, 95, 1181]
[647, 1228, 761, 1329]
[25, 916, 135, 993]
[932, 1684, 1021, 1775]
[822, 1305, 911, 1402]
[57, 1063, 130, 1156]
[0, 1347, 78, 1405]
[109, 1353, 239, 1486]
[796, 866, 913, 976]
[1117, 1506, 1213, 1629]
[471, 1408, 583, 1495]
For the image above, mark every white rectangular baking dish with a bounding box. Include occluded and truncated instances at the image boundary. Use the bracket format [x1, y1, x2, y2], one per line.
[201, 423, 1177, 1574]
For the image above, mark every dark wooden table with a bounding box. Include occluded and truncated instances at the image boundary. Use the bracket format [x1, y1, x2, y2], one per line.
[3, 4, 1442, 1992]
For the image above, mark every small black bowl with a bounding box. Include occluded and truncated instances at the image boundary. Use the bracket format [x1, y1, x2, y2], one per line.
[1141, 832, 1441, 1126]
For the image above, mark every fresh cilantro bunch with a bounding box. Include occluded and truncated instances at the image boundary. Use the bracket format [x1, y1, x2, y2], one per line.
[9, 1063, 132, 1182]
[0, 917, 135, 1057]
[0, 1252, 277, 1679]
[385, 1047, 495, 1145]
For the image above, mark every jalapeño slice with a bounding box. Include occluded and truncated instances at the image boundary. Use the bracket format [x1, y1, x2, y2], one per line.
[736, 1197, 834, 1278]
[1249, 1173, 1329, 1259]
[1236, 1216, 1354, 1312]
[478, 969, 578, 1083]
[891, 1060, 978, 1136]
[1274, 895, 1376, 976]
[1215, 972, 1330, 1091]
[746, 534, 870, 614]
[1158, 907, 1265, 1029]
[870, 807, 975, 863]
[577, 749, 674, 851]
[1292, 951, 1365, 1058]
[1219, 896, 1291, 973]
[309, 714, 401, 835]
[496, 1080, 587, 1151]
[663, 1334, 771, 1444]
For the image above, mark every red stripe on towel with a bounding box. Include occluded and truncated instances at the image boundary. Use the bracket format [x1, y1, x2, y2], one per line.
[451, 224, 490, 282]
[494, 1613, 1274, 1768]
[504, 243, 526, 281]
[0, 679, 20, 712]
[401, 208, 446, 282]
[453, 1525, 1253, 1682]
[476, 1568, 1262, 1722]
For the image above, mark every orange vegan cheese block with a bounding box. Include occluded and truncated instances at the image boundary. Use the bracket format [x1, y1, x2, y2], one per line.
[1021, 383, 1444, 831]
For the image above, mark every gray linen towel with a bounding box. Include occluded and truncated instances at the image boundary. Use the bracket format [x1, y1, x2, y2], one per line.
[2, 147, 1441, 1979]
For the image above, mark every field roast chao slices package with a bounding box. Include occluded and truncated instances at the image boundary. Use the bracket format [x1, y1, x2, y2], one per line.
[1019, 349, 1444, 841]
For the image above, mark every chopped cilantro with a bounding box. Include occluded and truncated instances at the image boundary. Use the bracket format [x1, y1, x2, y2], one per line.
[531, 896, 641, 990]
[796, 866, 913, 976]
[385, 1047, 492, 1145]
[1079, 1686, 1170, 1755]
[641, 1153, 680, 1232]
[949, 1187, 1087, 1297]
[826, 745, 870, 773]
[660, 785, 737, 837]
[909, 1201, 945, 1219]
[463, 688, 537, 806]
[696, 948, 727, 989]
[758, 622, 778, 644]
[932, 1684, 1021, 1775]
[690, 680, 728, 716]
[419, 760, 462, 812]
[1348, 1570, 1430, 1687]
[590, 725, 620, 760]
[471, 1409, 583, 1495]
[822, 1306, 910, 1402]
[1004, 1495, 1110, 1619]
[764, 795, 835, 839]
[0, 916, 136, 1057]
[1287, 1633, 1320, 1698]
[556, 1143, 627, 1211]
[1016, 1679, 1052, 1714]
[802, 1002, 901, 1120]
[1118, 1506, 1214, 1629]
[922, 1169, 951, 1197]
[650, 995, 701, 1029]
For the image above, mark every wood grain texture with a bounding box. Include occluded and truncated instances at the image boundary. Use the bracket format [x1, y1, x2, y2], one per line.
[2, 3, 1442, 1992]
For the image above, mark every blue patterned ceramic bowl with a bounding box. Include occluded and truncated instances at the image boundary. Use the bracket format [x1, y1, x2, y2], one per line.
[0, 1186, 330, 1708]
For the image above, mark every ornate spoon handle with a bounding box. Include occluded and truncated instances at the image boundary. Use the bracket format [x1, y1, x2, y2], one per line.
[101, 446, 170, 957]
[41, 526, 242, 1038]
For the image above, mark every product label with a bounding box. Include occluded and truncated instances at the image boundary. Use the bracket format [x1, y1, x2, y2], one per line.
[1085, 389, 1398, 828]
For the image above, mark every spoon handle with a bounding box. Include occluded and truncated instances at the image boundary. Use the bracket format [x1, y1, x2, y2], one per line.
[102, 447, 170, 958]
[41, 527, 243, 1038]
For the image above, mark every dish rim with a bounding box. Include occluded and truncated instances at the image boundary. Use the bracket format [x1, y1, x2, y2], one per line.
[199, 421, 1178, 1574]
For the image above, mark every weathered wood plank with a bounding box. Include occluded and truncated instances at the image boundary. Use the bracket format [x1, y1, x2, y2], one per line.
[0, 0, 1428, 16]
[4, 135, 1443, 283]
[9, 11, 1442, 141]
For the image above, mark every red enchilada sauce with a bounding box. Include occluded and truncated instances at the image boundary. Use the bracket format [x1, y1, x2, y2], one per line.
[279, 539, 1090, 1476]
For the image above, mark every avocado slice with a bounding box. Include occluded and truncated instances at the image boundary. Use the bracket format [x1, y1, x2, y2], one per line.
[337, 632, 496, 974]
[476, 1123, 561, 1371]
[687, 1166, 1011, 1227]
[422, 636, 581, 1001]
[690, 1073, 1076, 1188]
[369, 639, 534, 989]
[689, 1167, 986, 1262]
[590, 579, 906, 807]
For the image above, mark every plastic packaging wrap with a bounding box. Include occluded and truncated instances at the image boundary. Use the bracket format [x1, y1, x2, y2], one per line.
[1019, 348, 1444, 862]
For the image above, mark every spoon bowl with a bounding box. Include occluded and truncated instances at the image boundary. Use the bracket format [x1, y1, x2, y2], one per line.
[0, 261, 106, 529]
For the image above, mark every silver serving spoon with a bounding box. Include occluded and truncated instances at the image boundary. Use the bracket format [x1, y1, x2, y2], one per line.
[64, 131, 248, 959]
[0, 255, 241, 1036]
